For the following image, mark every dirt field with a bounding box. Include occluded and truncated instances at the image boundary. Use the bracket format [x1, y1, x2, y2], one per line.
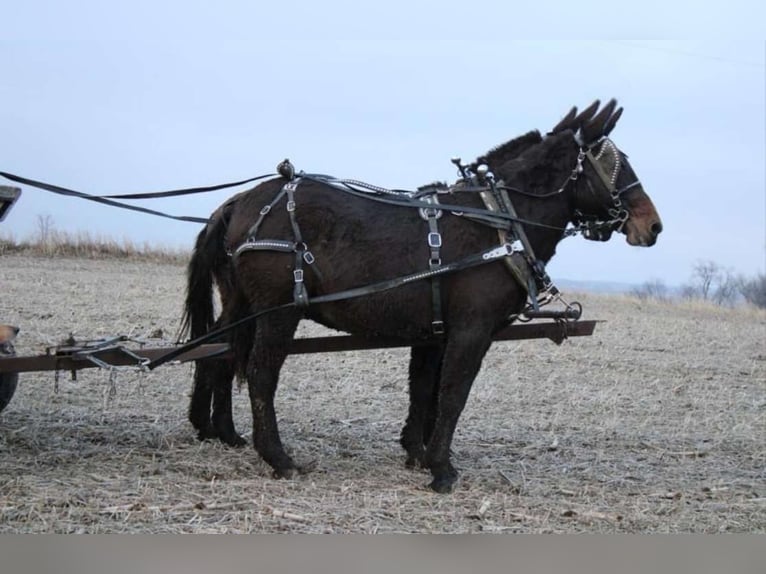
[1, 254, 764, 533]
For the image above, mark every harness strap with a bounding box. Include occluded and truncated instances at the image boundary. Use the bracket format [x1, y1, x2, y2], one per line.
[420, 195, 445, 336]
[301, 173, 568, 233]
[284, 180, 310, 308]
[240, 186, 289, 244]
[235, 176, 316, 308]
[478, 186, 536, 299]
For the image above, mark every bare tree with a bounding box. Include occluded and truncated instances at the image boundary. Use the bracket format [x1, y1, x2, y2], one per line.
[692, 260, 721, 301]
[739, 274, 766, 309]
[679, 261, 741, 306]
[712, 270, 739, 307]
[36, 214, 55, 244]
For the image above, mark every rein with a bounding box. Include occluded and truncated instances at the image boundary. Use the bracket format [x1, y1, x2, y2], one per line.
[0, 170, 278, 224]
[0, 167, 575, 233]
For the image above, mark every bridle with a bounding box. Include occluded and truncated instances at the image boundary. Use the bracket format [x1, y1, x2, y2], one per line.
[492, 133, 643, 240]
[569, 135, 642, 240]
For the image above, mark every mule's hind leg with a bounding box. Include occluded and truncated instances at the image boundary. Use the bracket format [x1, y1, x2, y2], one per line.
[247, 309, 303, 479]
[424, 330, 493, 493]
[210, 357, 246, 446]
[188, 356, 217, 440]
[188, 313, 224, 441]
[400, 344, 443, 468]
[189, 357, 246, 446]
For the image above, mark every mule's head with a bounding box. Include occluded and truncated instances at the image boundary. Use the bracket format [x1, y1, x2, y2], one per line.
[0, 325, 19, 355]
[551, 99, 663, 246]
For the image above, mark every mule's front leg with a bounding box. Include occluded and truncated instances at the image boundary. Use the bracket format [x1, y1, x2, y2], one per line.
[424, 332, 492, 493]
[401, 344, 443, 468]
[247, 312, 302, 479]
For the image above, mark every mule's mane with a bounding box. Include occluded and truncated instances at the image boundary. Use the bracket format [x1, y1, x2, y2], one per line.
[487, 130, 578, 200]
[472, 130, 543, 170]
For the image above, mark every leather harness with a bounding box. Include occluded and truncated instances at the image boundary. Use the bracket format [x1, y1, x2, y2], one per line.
[231, 135, 640, 338]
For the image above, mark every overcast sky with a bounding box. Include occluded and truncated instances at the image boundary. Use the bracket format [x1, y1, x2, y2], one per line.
[1, 2, 764, 286]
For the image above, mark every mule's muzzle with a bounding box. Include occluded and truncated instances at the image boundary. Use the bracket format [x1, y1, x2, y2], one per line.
[625, 217, 663, 247]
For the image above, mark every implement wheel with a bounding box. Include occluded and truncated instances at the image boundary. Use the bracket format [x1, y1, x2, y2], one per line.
[0, 374, 17, 413]
[0, 325, 19, 413]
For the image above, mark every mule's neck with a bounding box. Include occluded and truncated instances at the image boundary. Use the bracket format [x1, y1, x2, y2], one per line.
[487, 132, 580, 263]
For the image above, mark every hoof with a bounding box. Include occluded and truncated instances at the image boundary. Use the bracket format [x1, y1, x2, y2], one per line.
[220, 433, 247, 448]
[272, 466, 299, 480]
[195, 425, 246, 448]
[196, 425, 218, 442]
[428, 476, 456, 494]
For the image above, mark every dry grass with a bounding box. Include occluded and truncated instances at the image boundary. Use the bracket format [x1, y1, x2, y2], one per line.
[0, 231, 186, 263]
[0, 254, 764, 533]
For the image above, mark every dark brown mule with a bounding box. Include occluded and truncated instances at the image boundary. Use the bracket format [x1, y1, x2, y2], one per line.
[183, 100, 662, 492]
[183, 131, 548, 449]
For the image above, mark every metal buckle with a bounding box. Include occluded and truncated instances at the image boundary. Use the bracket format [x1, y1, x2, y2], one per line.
[293, 269, 304, 283]
[431, 320, 445, 335]
[614, 209, 630, 232]
[286, 200, 296, 212]
[428, 232, 442, 248]
[303, 251, 315, 265]
[260, 205, 271, 215]
[571, 149, 586, 179]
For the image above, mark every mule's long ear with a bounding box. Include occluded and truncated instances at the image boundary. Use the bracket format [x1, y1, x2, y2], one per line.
[602, 106, 623, 137]
[581, 99, 617, 143]
[573, 100, 600, 129]
[550, 106, 577, 134]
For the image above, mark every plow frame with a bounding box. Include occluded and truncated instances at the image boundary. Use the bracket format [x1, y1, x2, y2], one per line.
[0, 319, 600, 377]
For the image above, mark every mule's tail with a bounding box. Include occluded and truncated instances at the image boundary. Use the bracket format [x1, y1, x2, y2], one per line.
[179, 214, 230, 342]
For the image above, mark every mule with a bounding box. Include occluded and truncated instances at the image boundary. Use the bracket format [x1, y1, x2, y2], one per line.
[182, 100, 662, 492]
